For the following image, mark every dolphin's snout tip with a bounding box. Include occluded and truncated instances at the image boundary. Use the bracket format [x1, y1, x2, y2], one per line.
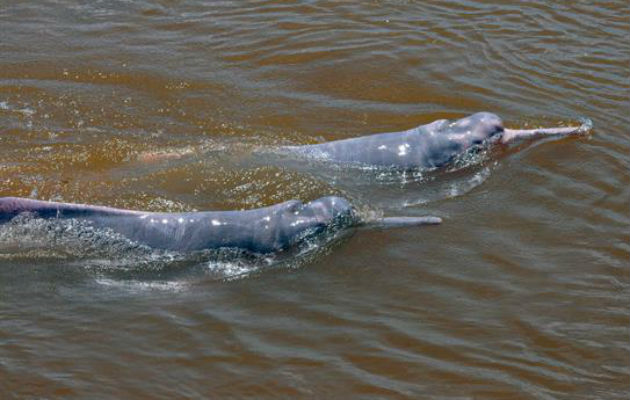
[577, 117, 593, 134]
[426, 216, 442, 224]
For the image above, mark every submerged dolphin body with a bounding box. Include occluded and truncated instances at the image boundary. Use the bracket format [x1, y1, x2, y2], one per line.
[0, 196, 440, 254]
[286, 112, 591, 169]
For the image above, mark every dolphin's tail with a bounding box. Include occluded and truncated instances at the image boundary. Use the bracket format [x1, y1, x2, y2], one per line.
[501, 117, 593, 144]
[362, 216, 442, 229]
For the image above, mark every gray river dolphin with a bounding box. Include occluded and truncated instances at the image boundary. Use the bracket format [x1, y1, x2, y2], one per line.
[286, 112, 591, 169]
[0, 196, 441, 254]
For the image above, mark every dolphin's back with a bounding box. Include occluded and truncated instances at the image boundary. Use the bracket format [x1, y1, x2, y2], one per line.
[291, 119, 455, 169]
[290, 112, 504, 169]
[0, 197, 139, 222]
[0, 196, 355, 253]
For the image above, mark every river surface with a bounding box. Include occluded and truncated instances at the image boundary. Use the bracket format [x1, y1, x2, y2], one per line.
[1, 1, 628, 398]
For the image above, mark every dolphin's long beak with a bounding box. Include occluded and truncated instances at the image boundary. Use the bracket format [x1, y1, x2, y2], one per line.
[363, 216, 442, 229]
[501, 117, 593, 144]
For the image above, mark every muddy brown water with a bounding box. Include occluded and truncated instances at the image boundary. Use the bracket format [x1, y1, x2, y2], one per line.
[1, 1, 628, 398]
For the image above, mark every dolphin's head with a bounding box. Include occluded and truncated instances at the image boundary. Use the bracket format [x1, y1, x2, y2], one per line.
[303, 196, 357, 227]
[274, 196, 357, 250]
[446, 112, 505, 147]
[278, 196, 357, 228]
